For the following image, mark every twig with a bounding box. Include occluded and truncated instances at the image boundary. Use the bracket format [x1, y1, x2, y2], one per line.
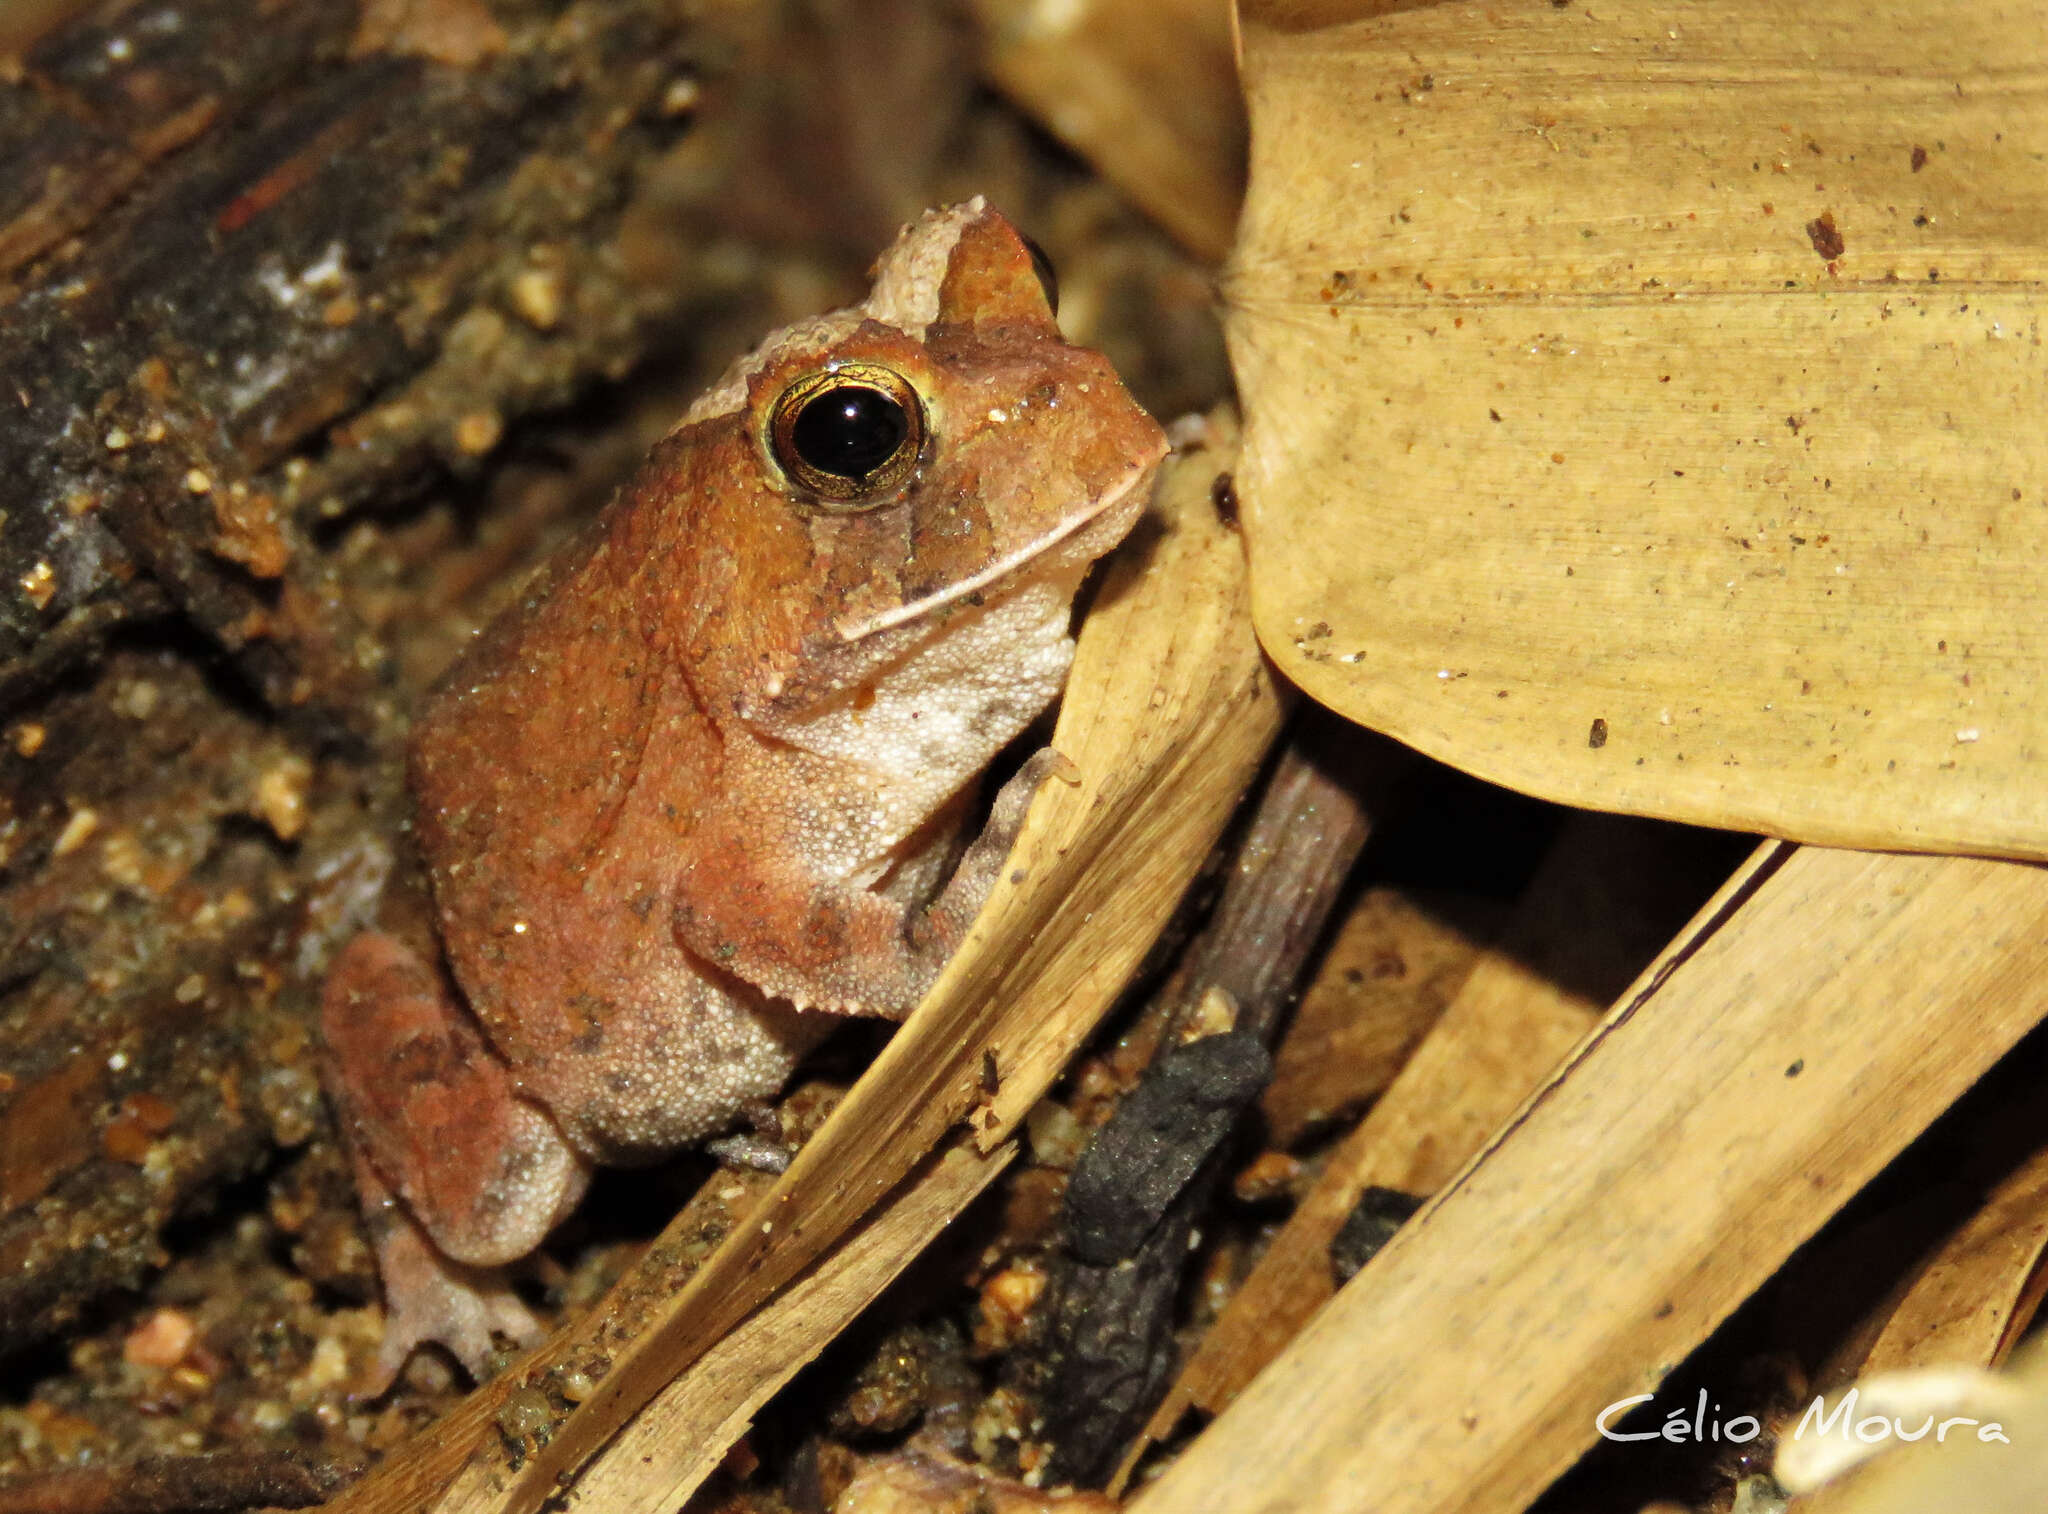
[1035, 709, 1404, 1483]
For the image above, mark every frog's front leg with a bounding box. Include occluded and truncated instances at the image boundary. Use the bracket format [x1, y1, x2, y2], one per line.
[905, 747, 1071, 956]
[674, 749, 1063, 1016]
[321, 931, 591, 1382]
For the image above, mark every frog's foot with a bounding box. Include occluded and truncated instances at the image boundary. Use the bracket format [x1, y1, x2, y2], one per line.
[322, 930, 591, 1386]
[363, 1199, 544, 1391]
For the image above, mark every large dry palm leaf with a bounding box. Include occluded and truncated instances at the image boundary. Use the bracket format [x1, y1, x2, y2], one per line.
[1230, 0, 2048, 856]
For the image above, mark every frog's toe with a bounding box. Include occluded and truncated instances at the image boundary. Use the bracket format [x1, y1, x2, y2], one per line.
[365, 1204, 544, 1391]
[704, 1129, 792, 1173]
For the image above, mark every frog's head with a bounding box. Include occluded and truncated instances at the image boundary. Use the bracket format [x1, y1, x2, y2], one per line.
[660, 201, 1167, 719]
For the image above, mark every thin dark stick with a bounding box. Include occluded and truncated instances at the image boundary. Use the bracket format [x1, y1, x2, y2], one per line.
[1034, 707, 1406, 1484]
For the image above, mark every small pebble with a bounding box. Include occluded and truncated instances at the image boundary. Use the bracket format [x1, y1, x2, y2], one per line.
[975, 1264, 1046, 1354]
[20, 560, 56, 610]
[1232, 1149, 1304, 1203]
[52, 806, 99, 857]
[254, 755, 313, 841]
[123, 1308, 196, 1369]
[454, 411, 503, 456]
[660, 75, 700, 116]
[509, 265, 565, 330]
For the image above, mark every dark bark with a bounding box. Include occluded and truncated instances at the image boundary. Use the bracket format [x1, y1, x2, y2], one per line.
[0, 1448, 360, 1514]
[1328, 1185, 1424, 1285]
[0, 0, 1235, 1454]
[1, 0, 740, 720]
[1033, 711, 1405, 1485]
[0, 0, 766, 1356]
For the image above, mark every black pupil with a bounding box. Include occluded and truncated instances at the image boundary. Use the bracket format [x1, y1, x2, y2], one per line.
[790, 384, 909, 481]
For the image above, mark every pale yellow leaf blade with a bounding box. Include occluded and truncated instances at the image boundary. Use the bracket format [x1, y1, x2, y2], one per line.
[1231, 0, 2048, 857]
[1131, 842, 2048, 1514]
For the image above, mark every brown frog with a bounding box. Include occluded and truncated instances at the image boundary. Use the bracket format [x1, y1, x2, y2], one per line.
[320, 201, 1168, 1381]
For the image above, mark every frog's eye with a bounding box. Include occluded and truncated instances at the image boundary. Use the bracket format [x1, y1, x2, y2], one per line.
[768, 363, 925, 507]
[1019, 233, 1059, 316]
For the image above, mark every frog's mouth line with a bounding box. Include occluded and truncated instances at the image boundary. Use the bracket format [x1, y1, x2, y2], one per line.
[829, 459, 1157, 644]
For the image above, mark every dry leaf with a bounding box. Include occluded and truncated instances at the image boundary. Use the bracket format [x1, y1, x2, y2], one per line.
[1777, 1365, 2032, 1498]
[1229, 0, 2048, 858]
[1816, 1339, 2048, 1514]
[970, 0, 1245, 262]
[564, 1143, 1014, 1512]
[1257, 887, 1498, 1147]
[1856, 1145, 2048, 1378]
[1131, 842, 2048, 1514]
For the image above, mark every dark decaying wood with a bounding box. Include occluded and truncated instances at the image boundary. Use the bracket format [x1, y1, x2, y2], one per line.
[0, 4, 1241, 1501]
[0, 1447, 360, 1514]
[1, 0, 740, 716]
[1028, 710, 1405, 1485]
[0, 0, 771, 1356]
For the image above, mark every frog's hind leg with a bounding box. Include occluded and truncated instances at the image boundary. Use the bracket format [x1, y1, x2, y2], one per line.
[321, 932, 590, 1382]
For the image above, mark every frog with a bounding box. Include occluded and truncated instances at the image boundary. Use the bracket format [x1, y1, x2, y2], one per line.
[319, 200, 1169, 1383]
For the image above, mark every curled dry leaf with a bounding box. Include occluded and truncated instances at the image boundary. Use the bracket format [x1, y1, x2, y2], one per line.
[1800, 1131, 2048, 1462]
[1229, 0, 2048, 858]
[325, 413, 1282, 1514]
[1816, 1340, 2048, 1514]
[1859, 1146, 2048, 1375]
[970, 0, 1245, 262]
[1774, 1365, 2032, 1496]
